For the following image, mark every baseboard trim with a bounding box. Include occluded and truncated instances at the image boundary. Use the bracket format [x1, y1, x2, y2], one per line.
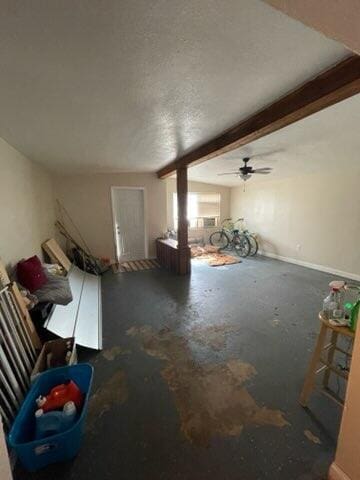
[328, 462, 352, 480]
[258, 251, 360, 282]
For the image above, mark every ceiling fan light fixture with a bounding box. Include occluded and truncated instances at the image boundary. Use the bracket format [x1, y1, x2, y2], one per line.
[240, 173, 251, 181]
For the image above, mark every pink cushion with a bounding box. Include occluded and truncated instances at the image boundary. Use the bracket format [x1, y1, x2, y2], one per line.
[17, 256, 48, 293]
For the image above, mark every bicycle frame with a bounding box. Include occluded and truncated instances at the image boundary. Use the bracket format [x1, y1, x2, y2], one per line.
[225, 217, 255, 237]
[220, 218, 243, 239]
[210, 218, 251, 257]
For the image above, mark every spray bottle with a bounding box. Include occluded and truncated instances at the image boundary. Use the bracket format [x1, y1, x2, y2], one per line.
[350, 300, 360, 332]
[323, 281, 346, 325]
[344, 284, 360, 332]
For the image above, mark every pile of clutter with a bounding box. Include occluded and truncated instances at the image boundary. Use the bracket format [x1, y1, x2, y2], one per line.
[34, 380, 83, 440]
[190, 244, 241, 267]
[16, 255, 73, 309]
[190, 244, 220, 257]
[8, 363, 93, 472]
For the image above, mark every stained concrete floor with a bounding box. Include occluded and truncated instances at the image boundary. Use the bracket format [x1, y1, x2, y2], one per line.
[15, 256, 351, 480]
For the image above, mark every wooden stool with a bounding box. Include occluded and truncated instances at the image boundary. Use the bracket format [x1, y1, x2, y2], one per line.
[299, 311, 354, 407]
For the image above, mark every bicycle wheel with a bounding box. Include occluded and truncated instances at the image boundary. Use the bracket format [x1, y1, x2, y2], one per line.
[248, 234, 258, 256]
[233, 234, 251, 257]
[209, 231, 230, 249]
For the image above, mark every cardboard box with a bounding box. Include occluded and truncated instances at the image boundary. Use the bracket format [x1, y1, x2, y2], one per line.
[31, 338, 77, 383]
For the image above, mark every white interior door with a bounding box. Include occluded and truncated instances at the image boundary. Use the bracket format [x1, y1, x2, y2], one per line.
[111, 187, 146, 262]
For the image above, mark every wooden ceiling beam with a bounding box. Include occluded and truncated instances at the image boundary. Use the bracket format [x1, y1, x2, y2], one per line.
[157, 55, 360, 179]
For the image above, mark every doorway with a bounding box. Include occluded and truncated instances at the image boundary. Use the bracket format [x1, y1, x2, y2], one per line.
[111, 187, 147, 263]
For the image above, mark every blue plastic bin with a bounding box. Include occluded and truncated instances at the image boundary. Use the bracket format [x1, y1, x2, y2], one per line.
[8, 363, 93, 472]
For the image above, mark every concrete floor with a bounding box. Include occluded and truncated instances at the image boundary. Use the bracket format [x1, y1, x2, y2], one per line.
[15, 256, 350, 480]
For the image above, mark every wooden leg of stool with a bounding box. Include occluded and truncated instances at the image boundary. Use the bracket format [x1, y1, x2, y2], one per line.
[299, 323, 328, 407]
[323, 331, 338, 389]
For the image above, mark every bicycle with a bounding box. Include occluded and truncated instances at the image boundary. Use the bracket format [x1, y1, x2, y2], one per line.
[237, 218, 259, 256]
[209, 218, 251, 257]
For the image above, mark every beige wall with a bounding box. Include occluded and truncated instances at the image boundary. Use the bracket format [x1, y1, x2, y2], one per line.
[0, 138, 55, 269]
[263, 0, 360, 54]
[230, 171, 360, 279]
[54, 176, 229, 261]
[54, 173, 167, 260]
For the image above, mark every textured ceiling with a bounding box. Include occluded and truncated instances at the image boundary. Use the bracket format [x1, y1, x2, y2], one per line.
[0, 0, 349, 174]
[188, 94, 360, 186]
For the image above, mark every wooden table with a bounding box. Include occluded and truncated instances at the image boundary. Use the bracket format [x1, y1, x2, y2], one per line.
[299, 311, 354, 407]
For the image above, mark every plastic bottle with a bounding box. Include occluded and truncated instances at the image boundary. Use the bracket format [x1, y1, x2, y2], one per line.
[323, 286, 347, 324]
[323, 288, 339, 318]
[332, 288, 345, 321]
[35, 401, 77, 440]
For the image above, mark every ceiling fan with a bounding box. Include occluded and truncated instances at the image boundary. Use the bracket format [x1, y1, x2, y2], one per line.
[218, 157, 273, 182]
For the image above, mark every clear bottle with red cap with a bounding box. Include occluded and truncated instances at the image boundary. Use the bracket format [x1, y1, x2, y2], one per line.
[323, 282, 346, 325]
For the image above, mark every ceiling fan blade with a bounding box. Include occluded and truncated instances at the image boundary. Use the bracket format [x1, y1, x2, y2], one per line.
[253, 170, 272, 174]
[250, 150, 282, 160]
[217, 172, 240, 176]
[249, 150, 283, 160]
[253, 167, 273, 172]
[227, 149, 282, 162]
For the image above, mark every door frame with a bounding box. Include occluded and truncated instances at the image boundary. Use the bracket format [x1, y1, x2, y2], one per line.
[110, 186, 148, 262]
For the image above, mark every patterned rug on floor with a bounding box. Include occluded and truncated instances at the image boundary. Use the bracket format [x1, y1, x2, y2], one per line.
[112, 259, 160, 273]
[190, 245, 241, 267]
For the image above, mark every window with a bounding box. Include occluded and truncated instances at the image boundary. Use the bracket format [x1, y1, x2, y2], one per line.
[173, 193, 221, 229]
